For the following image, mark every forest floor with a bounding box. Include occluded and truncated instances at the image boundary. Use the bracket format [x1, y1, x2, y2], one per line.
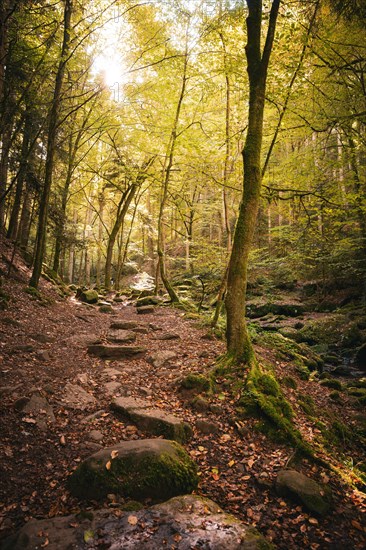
[0, 238, 366, 549]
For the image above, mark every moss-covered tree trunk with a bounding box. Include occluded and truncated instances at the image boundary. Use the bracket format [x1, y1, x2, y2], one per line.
[225, 0, 280, 364]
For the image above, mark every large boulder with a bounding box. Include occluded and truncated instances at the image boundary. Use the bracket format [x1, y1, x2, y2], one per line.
[3, 495, 272, 550]
[111, 397, 192, 443]
[68, 439, 198, 502]
[275, 469, 332, 515]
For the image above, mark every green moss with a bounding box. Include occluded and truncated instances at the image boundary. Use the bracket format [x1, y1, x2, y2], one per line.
[319, 379, 343, 391]
[295, 363, 311, 380]
[298, 394, 316, 417]
[179, 373, 212, 393]
[25, 286, 51, 306]
[329, 391, 342, 401]
[238, 363, 311, 455]
[281, 376, 298, 390]
[347, 387, 366, 398]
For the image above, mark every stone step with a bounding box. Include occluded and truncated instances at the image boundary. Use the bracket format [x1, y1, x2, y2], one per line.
[111, 396, 192, 443]
[88, 344, 146, 359]
[107, 329, 136, 344]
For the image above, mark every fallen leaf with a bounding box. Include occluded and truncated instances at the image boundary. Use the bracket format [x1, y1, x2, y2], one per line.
[111, 450, 119, 459]
[83, 530, 94, 542]
[128, 515, 138, 525]
[220, 434, 231, 443]
[23, 417, 36, 424]
[198, 446, 205, 452]
[228, 460, 235, 467]
[173, 533, 182, 542]
[351, 520, 363, 531]
[247, 458, 255, 469]
[106, 461, 111, 470]
[59, 435, 66, 446]
[308, 518, 319, 525]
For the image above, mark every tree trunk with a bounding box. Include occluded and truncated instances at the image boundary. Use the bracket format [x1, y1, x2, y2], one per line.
[157, 40, 189, 303]
[30, 0, 72, 288]
[225, 0, 280, 364]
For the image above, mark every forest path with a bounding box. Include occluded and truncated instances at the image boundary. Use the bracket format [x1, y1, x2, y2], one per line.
[1, 283, 366, 549]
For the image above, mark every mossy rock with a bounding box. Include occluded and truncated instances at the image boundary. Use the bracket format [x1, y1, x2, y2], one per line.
[77, 288, 99, 304]
[99, 304, 113, 313]
[135, 295, 161, 307]
[276, 469, 332, 515]
[68, 439, 198, 502]
[319, 378, 343, 391]
[281, 376, 298, 390]
[295, 363, 311, 381]
[329, 391, 342, 401]
[178, 373, 211, 393]
[298, 394, 316, 416]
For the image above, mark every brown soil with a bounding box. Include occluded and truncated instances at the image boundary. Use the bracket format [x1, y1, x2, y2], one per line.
[0, 238, 365, 549]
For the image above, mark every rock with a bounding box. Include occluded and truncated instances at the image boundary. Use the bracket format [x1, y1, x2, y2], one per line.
[111, 397, 192, 443]
[178, 373, 211, 393]
[107, 329, 136, 344]
[104, 381, 122, 395]
[147, 350, 177, 368]
[87, 430, 103, 442]
[137, 305, 155, 314]
[149, 323, 162, 331]
[10, 344, 35, 354]
[275, 469, 332, 515]
[102, 367, 122, 377]
[30, 333, 55, 344]
[99, 304, 114, 313]
[62, 383, 97, 410]
[110, 320, 139, 330]
[355, 343, 366, 371]
[68, 439, 198, 502]
[88, 344, 146, 359]
[20, 393, 55, 431]
[155, 332, 180, 341]
[189, 396, 210, 412]
[36, 350, 51, 362]
[133, 326, 149, 334]
[82, 410, 105, 423]
[196, 419, 219, 434]
[77, 288, 99, 304]
[246, 301, 305, 319]
[136, 295, 161, 307]
[5, 495, 270, 550]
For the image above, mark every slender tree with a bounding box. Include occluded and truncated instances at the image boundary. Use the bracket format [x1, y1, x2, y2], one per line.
[225, 0, 280, 364]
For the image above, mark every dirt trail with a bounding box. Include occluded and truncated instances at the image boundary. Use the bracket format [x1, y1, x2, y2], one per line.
[0, 269, 365, 548]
